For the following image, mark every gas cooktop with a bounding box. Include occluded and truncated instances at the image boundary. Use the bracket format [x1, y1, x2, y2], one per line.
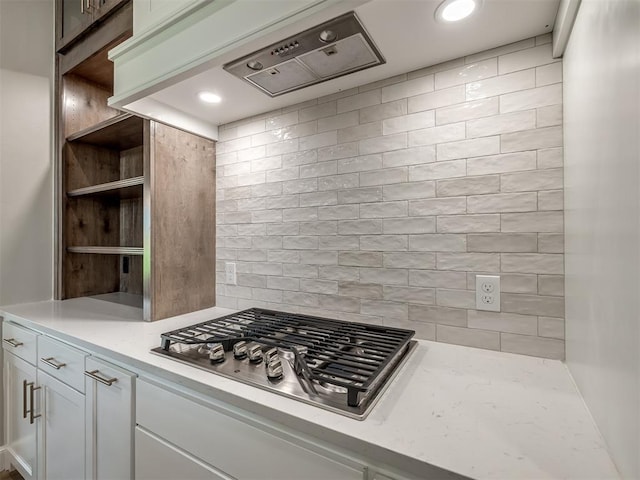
[151, 308, 416, 419]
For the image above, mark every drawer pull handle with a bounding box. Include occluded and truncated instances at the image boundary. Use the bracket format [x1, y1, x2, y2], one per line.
[4, 338, 23, 348]
[40, 357, 67, 370]
[27, 382, 41, 425]
[22, 380, 28, 419]
[84, 370, 117, 386]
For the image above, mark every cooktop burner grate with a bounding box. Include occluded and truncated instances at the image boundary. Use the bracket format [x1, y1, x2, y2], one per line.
[159, 308, 414, 405]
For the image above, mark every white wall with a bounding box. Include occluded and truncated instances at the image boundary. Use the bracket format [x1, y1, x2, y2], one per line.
[563, 0, 640, 478]
[0, 0, 54, 448]
[0, 0, 54, 305]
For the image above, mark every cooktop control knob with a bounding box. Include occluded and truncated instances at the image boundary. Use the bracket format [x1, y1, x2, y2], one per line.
[264, 347, 278, 363]
[266, 358, 284, 380]
[233, 341, 248, 359]
[208, 344, 225, 364]
[248, 344, 263, 363]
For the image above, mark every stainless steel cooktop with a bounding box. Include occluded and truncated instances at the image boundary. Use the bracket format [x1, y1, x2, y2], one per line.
[151, 308, 416, 419]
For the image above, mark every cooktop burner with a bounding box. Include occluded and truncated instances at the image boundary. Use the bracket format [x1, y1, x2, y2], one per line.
[151, 308, 416, 419]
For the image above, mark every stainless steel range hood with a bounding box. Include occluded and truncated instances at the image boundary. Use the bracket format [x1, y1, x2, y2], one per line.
[223, 12, 385, 97]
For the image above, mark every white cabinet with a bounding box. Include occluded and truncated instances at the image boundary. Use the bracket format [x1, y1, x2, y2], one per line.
[136, 427, 233, 480]
[133, 0, 201, 35]
[3, 352, 38, 480]
[85, 356, 135, 480]
[136, 379, 365, 480]
[3, 322, 135, 480]
[36, 370, 85, 480]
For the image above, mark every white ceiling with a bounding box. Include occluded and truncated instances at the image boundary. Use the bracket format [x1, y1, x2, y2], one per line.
[149, 0, 560, 128]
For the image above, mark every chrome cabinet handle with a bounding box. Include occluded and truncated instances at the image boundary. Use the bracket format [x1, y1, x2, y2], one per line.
[4, 338, 23, 348]
[22, 380, 28, 419]
[84, 370, 117, 386]
[40, 357, 67, 370]
[27, 382, 41, 425]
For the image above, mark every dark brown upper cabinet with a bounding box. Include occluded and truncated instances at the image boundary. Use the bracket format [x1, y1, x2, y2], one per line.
[56, 0, 129, 51]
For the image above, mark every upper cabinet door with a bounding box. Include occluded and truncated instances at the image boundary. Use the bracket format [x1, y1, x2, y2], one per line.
[92, 0, 129, 24]
[56, 0, 94, 51]
[56, 0, 129, 51]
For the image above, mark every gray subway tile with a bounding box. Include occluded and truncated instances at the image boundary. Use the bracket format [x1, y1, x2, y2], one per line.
[409, 234, 467, 252]
[437, 214, 501, 233]
[501, 333, 564, 360]
[501, 212, 563, 233]
[383, 252, 436, 269]
[383, 286, 435, 305]
[538, 275, 564, 296]
[360, 235, 408, 251]
[410, 270, 468, 289]
[409, 304, 467, 327]
[338, 252, 383, 267]
[467, 233, 538, 253]
[437, 253, 500, 272]
[538, 316, 565, 339]
[467, 192, 537, 213]
[338, 282, 383, 299]
[437, 175, 500, 197]
[437, 324, 500, 350]
[468, 310, 538, 335]
[501, 293, 564, 317]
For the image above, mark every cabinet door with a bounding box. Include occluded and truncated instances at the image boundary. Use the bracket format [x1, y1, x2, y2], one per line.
[136, 427, 234, 480]
[37, 370, 85, 480]
[56, 0, 94, 50]
[85, 356, 135, 480]
[92, 0, 128, 23]
[133, 0, 199, 35]
[4, 353, 38, 480]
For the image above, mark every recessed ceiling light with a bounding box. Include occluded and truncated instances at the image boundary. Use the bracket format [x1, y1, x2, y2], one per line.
[198, 91, 222, 104]
[435, 0, 480, 23]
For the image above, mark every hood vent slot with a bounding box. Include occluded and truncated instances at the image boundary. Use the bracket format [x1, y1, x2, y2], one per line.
[224, 12, 385, 97]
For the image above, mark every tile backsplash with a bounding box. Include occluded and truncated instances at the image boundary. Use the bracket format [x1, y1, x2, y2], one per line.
[215, 35, 564, 359]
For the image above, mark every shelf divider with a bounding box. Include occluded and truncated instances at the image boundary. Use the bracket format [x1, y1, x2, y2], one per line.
[67, 176, 144, 198]
[67, 246, 143, 255]
[66, 113, 144, 150]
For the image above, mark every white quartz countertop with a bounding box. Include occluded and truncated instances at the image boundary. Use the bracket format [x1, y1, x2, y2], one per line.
[0, 298, 619, 480]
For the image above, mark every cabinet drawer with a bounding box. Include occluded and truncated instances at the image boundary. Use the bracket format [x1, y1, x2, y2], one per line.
[37, 335, 87, 393]
[136, 427, 232, 480]
[137, 380, 363, 480]
[2, 322, 39, 365]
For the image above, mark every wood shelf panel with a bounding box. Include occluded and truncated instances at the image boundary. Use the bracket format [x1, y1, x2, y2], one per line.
[66, 114, 143, 150]
[67, 176, 144, 198]
[67, 246, 143, 255]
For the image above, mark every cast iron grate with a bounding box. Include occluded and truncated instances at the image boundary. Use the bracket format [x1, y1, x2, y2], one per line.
[158, 308, 414, 406]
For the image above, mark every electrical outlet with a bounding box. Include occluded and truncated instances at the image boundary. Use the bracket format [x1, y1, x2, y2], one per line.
[476, 275, 500, 312]
[225, 262, 237, 285]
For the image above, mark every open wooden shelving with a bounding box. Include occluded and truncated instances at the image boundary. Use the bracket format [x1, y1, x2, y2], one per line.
[67, 176, 144, 198]
[57, 8, 216, 320]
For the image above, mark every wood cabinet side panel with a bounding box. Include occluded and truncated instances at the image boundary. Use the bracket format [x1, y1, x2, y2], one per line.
[62, 75, 120, 137]
[149, 122, 216, 320]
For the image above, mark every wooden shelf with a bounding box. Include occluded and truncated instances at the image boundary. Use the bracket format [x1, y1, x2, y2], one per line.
[66, 114, 143, 150]
[67, 176, 144, 198]
[67, 246, 143, 255]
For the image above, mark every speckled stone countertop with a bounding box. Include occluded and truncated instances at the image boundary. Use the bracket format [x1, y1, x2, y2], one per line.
[0, 297, 619, 479]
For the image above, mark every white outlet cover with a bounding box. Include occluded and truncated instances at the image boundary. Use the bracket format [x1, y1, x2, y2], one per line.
[476, 275, 500, 312]
[225, 262, 237, 285]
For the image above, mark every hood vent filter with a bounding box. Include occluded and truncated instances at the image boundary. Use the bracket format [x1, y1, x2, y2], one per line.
[223, 12, 385, 97]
